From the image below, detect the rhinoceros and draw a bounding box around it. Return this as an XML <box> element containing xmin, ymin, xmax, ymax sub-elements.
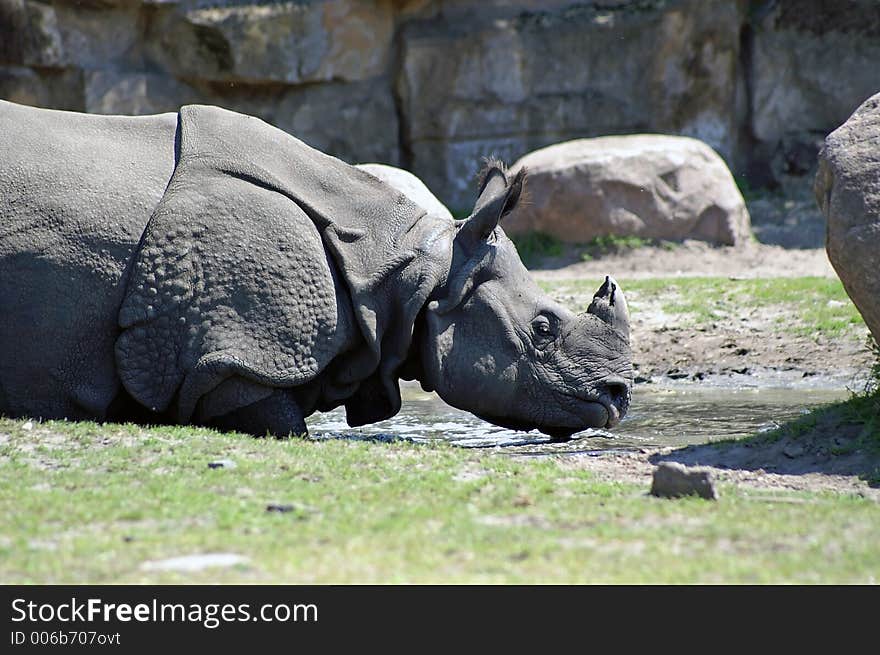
<box><xmin>0</xmin><ymin>100</ymin><xmax>632</xmax><ymax>439</ymax></box>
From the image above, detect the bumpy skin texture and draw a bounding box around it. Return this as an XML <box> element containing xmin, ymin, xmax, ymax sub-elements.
<box><xmin>0</xmin><ymin>101</ymin><xmax>632</xmax><ymax>439</ymax></box>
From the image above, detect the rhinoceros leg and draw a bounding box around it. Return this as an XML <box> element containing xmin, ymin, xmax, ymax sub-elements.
<box><xmin>197</xmin><ymin>377</ymin><xmax>307</xmax><ymax>438</ymax></box>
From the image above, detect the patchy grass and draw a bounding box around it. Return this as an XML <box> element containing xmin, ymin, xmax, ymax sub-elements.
<box><xmin>1</xmin><ymin>418</ymin><xmax>879</xmax><ymax>583</ymax></box>
<box><xmin>580</xmin><ymin>234</ymin><xmax>678</xmax><ymax>261</ymax></box>
<box><xmin>509</xmin><ymin>231</ymin><xmax>679</xmax><ymax>266</ymax></box>
<box><xmin>539</xmin><ymin>276</ymin><xmax>866</xmax><ymax>338</ymax></box>
<box><xmin>510</xmin><ymin>231</ymin><xmax>565</xmax><ymax>267</ymax></box>
<box><xmin>758</xmin><ymin>335</ymin><xmax>880</xmax><ymax>474</ymax></box>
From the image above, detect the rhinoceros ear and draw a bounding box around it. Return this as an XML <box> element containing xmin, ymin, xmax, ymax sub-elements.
<box><xmin>459</xmin><ymin>158</ymin><xmax>526</xmax><ymax>243</ymax></box>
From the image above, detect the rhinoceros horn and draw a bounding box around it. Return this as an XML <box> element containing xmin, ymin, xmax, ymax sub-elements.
<box><xmin>586</xmin><ymin>275</ymin><xmax>630</xmax><ymax>342</ymax></box>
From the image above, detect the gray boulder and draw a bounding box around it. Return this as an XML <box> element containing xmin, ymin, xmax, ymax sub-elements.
<box><xmin>506</xmin><ymin>135</ymin><xmax>752</xmax><ymax>246</ymax></box>
<box><xmin>355</xmin><ymin>164</ymin><xmax>452</xmax><ymax>220</ymax></box>
<box><xmin>815</xmin><ymin>92</ymin><xmax>880</xmax><ymax>345</ymax></box>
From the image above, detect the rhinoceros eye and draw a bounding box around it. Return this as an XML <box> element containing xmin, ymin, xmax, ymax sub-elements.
<box><xmin>531</xmin><ymin>313</ymin><xmax>559</xmax><ymax>344</ymax></box>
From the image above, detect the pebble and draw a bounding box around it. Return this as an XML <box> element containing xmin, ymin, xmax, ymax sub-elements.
<box><xmin>266</xmin><ymin>503</ymin><xmax>313</xmax><ymax>516</ymax></box>
<box><xmin>266</xmin><ymin>503</ymin><xmax>295</xmax><ymax>513</ymax></box>
<box><xmin>650</xmin><ymin>462</ymin><xmax>718</xmax><ymax>500</ymax></box>
<box><xmin>208</xmin><ymin>459</ymin><xmax>237</xmax><ymax>470</ymax></box>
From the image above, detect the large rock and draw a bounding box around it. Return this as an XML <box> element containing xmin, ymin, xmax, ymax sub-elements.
<box><xmin>506</xmin><ymin>135</ymin><xmax>752</xmax><ymax>246</ymax></box>
<box><xmin>398</xmin><ymin>0</ymin><xmax>747</xmax><ymax>210</ymax></box>
<box><xmin>815</xmin><ymin>93</ymin><xmax>880</xmax><ymax>344</ymax></box>
<box><xmin>356</xmin><ymin>164</ymin><xmax>452</xmax><ymax>220</ymax></box>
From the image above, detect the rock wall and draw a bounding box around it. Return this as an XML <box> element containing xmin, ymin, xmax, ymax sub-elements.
<box><xmin>2</xmin><ymin>0</ymin><xmax>878</xmax><ymax>211</ymax></box>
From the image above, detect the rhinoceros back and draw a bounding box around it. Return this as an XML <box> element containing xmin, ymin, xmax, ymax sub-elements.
<box><xmin>0</xmin><ymin>100</ymin><xmax>177</xmax><ymax>419</ymax></box>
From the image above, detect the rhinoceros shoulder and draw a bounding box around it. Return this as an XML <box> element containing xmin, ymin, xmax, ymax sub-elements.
<box><xmin>116</xmin><ymin>104</ymin><xmax>453</xmax><ymax>426</ymax></box>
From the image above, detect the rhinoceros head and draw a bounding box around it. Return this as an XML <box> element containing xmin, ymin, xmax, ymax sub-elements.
<box><xmin>415</xmin><ymin>161</ymin><xmax>633</xmax><ymax>439</ymax></box>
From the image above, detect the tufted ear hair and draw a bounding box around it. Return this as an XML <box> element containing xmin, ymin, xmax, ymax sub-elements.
<box><xmin>458</xmin><ymin>158</ymin><xmax>526</xmax><ymax>243</ymax></box>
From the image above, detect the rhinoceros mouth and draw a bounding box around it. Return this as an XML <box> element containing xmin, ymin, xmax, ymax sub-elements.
<box><xmin>474</xmin><ymin>395</ymin><xmax>614</xmax><ymax>442</ymax></box>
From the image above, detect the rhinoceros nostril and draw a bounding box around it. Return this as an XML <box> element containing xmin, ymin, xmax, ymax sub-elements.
<box><xmin>604</xmin><ymin>381</ymin><xmax>630</xmax><ymax>413</ymax></box>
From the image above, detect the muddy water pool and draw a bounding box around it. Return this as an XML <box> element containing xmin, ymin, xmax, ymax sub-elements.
<box><xmin>305</xmin><ymin>382</ymin><xmax>849</xmax><ymax>454</ymax></box>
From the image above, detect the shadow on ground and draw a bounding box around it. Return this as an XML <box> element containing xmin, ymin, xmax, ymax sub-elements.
<box><xmin>650</xmin><ymin>394</ymin><xmax>880</xmax><ymax>487</ymax></box>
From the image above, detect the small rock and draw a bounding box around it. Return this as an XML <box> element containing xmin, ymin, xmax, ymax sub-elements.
<box><xmin>650</xmin><ymin>462</ymin><xmax>718</xmax><ymax>500</ymax></box>
<box><xmin>21</xmin><ymin>421</ymin><xmax>34</xmax><ymax>431</ymax></box>
<box><xmin>783</xmin><ymin>443</ymin><xmax>806</xmax><ymax>459</ymax></box>
<box><xmin>208</xmin><ymin>459</ymin><xmax>236</xmax><ymax>470</ymax></box>
<box><xmin>634</xmin><ymin>375</ymin><xmax>653</xmax><ymax>384</ymax></box>
<box><xmin>512</xmin><ymin>494</ymin><xmax>533</xmax><ymax>508</ymax></box>
<box><xmin>140</xmin><ymin>553</ymin><xmax>249</xmax><ymax>573</ymax></box>
<box><xmin>266</xmin><ymin>503</ymin><xmax>295</xmax><ymax>513</ymax></box>
<box><xmin>266</xmin><ymin>503</ymin><xmax>313</xmax><ymax>516</ymax></box>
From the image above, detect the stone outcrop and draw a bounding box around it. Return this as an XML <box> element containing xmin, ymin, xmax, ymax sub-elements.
<box><xmin>815</xmin><ymin>92</ymin><xmax>880</xmax><ymax>344</ymax></box>
<box><xmin>146</xmin><ymin>1</ymin><xmax>393</xmax><ymax>85</ymax></box>
<box><xmin>0</xmin><ymin>0</ymin><xmax>400</xmax><ymax>168</ymax></box>
<box><xmin>507</xmin><ymin>135</ymin><xmax>751</xmax><ymax>246</ymax></box>
<box><xmin>1</xmin><ymin>0</ymin><xmax>879</xmax><ymax>210</ymax></box>
<box><xmin>747</xmin><ymin>0</ymin><xmax>880</xmax><ymax>184</ymax></box>
<box><xmin>398</xmin><ymin>0</ymin><xmax>747</xmax><ymax>209</ymax></box>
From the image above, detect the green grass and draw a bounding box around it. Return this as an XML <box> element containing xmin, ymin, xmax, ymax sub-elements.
<box><xmin>510</xmin><ymin>231</ymin><xmax>564</xmax><ymax>267</ymax></box>
<box><xmin>539</xmin><ymin>276</ymin><xmax>866</xmax><ymax>338</ymax></box>
<box><xmin>580</xmin><ymin>234</ymin><xmax>671</xmax><ymax>261</ymax></box>
<box><xmin>1</xmin><ymin>418</ymin><xmax>879</xmax><ymax>583</ymax></box>
<box><xmin>508</xmin><ymin>231</ymin><xmax>679</xmax><ymax>266</ymax></box>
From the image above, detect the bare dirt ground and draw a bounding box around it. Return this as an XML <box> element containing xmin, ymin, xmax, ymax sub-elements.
<box><xmin>530</xmin><ymin>178</ymin><xmax>880</xmax><ymax>497</ymax></box>
<box><xmin>533</xmin><ymin>239</ymin><xmax>836</xmax><ymax>280</ymax></box>
<box><xmin>533</xmin><ymin>241</ymin><xmax>872</xmax><ymax>387</ymax></box>
<box><xmin>557</xmin><ymin>444</ymin><xmax>880</xmax><ymax>500</ymax></box>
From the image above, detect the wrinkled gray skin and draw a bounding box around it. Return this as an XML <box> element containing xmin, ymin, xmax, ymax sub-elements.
<box><xmin>0</xmin><ymin>100</ymin><xmax>632</xmax><ymax>440</ymax></box>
